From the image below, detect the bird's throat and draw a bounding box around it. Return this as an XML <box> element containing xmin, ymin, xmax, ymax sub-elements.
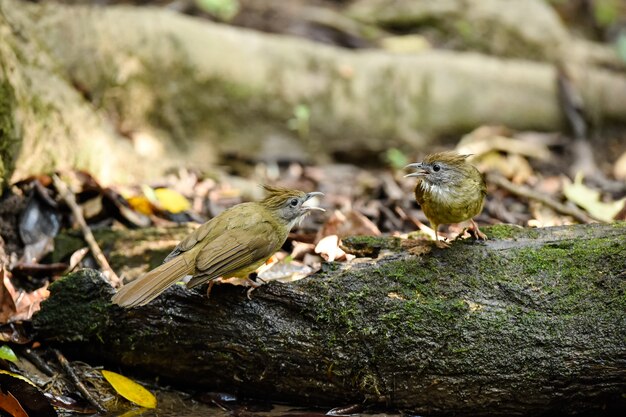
<box><xmin>420</xmin><ymin>181</ymin><xmax>455</xmax><ymax>205</ymax></box>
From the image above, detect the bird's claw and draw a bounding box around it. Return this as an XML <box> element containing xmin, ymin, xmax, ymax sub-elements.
<box><xmin>245</xmin><ymin>274</ymin><xmax>267</xmax><ymax>300</ymax></box>
<box><xmin>434</xmin><ymin>239</ymin><xmax>451</xmax><ymax>249</ymax></box>
<box><xmin>470</xmin><ymin>219</ymin><xmax>488</xmax><ymax>241</ymax></box>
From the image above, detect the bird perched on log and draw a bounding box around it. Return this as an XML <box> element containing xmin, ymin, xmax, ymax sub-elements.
<box><xmin>112</xmin><ymin>185</ymin><xmax>324</xmax><ymax>307</ymax></box>
<box><xmin>405</xmin><ymin>151</ymin><xmax>487</xmax><ymax>248</ymax></box>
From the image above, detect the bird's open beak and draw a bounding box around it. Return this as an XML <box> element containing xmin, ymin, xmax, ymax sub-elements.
<box><xmin>404</xmin><ymin>163</ymin><xmax>427</xmax><ymax>178</ymax></box>
<box><xmin>303</xmin><ymin>191</ymin><xmax>325</xmax><ymax>212</ymax></box>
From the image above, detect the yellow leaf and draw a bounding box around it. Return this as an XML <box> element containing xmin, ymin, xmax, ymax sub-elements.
<box><xmin>126</xmin><ymin>195</ymin><xmax>154</xmax><ymax>215</ymax></box>
<box><xmin>153</xmin><ymin>188</ymin><xmax>191</xmax><ymax>213</ymax></box>
<box><xmin>563</xmin><ymin>174</ymin><xmax>625</xmax><ymax>222</ymax></box>
<box><xmin>0</xmin><ymin>370</ymin><xmax>36</xmax><ymax>387</ymax></box>
<box><xmin>101</xmin><ymin>370</ymin><xmax>157</xmax><ymax>409</ymax></box>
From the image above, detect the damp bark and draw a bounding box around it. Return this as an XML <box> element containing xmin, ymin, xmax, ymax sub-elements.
<box><xmin>33</xmin><ymin>223</ymin><xmax>626</xmax><ymax>416</ymax></box>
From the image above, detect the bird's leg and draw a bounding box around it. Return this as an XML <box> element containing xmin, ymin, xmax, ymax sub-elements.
<box><xmin>245</xmin><ymin>272</ymin><xmax>267</xmax><ymax>300</ymax></box>
<box><xmin>469</xmin><ymin>219</ymin><xmax>488</xmax><ymax>240</ymax></box>
<box><xmin>206</xmin><ymin>280</ymin><xmax>216</xmax><ymax>299</ymax></box>
<box><xmin>432</xmin><ymin>223</ymin><xmax>450</xmax><ymax>248</ymax></box>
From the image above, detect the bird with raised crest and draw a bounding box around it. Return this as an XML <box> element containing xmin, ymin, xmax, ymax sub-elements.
<box><xmin>111</xmin><ymin>185</ymin><xmax>324</xmax><ymax>307</ymax></box>
<box><xmin>405</xmin><ymin>151</ymin><xmax>487</xmax><ymax>248</ymax></box>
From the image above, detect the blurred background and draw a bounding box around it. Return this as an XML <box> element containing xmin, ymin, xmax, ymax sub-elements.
<box><xmin>1</xmin><ymin>0</ymin><xmax>626</xmax><ymax>414</ymax></box>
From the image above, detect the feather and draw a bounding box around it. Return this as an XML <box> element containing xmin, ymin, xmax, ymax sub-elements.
<box><xmin>111</xmin><ymin>251</ymin><xmax>195</xmax><ymax>307</ymax></box>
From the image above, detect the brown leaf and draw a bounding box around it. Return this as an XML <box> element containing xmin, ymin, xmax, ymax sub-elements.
<box><xmin>0</xmin><ymin>266</ymin><xmax>17</xmax><ymax>324</ymax></box>
<box><xmin>318</xmin><ymin>210</ymin><xmax>380</xmax><ymax>241</ymax></box>
<box><xmin>0</xmin><ymin>390</ymin><xmax>30</xmax><ymax>417</ymax></box>
<box><xmin>290</xmin><ymin>241</ymin><xmax>316</xmax><ymax>261</ymax></box>
<box><xmin>1</xmin><ymin>270</ymin><xmax>49</xmax><ymax>323</ymax></box>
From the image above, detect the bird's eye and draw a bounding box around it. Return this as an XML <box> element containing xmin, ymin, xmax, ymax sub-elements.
<box><xmin>289</xmin><ymin>198</ymin><xmax>299</xmax><ymax>207</ymax></box>
<box><xmin>432</xmin><ymin>164</ymin><xmax>441</xmax><ymax>172</ymax></box>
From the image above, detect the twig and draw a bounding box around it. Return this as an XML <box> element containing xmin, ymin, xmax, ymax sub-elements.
<box><xmin>395</xmin><ymin>205</ymin><xmax>437</xmax><ymax>240</ymax></box>
<box><xmin>54</xmin><ymin>349</ymin><xmax>107</xmax><ymax>414</ymax></box>
<box><xmin>486</xmin><ymin>172</ymin><xmax>595</xmax><ymax>224</ymax></box>
<box><xmin>52</xmin><ymin>174</ymin><xmax>121</xmax><ymax>288</ymax></box>
<box><xmin>19</xmin><ymin>347</ymin><xmax>56</xmax><ymax>377</ymax></box>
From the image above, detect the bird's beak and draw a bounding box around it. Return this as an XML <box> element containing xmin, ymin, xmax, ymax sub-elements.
<box><xmin>303</xmin><ymin>191</ymin><xmax>325</xmax><ymax>212</ymax></box>
<box><xmin>404</xmin><ymin>162</ymin><xmax>428</xmax><ymax>178</ymax></box>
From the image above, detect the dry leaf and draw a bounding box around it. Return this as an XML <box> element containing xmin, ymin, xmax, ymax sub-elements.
<box><xmin>563</xmin><ymin>174</ymin><xmax>626</xmax><ymax>222</ymax></box>
<box><xmin>258</xmin><ymin>262</ymin><xmax>317</xmax><ymax>283</ymax></box>
<box><xmin>0</xmin><ymin>266</ymin><xmax>17</xmax><ymax>324</ymax></box>
<box><xmin>290</xmin><ymin>241</ymin><xmax>316</xmax><ymax>261</ymax></box>
<box><xmin>315</xmin><ymin>235</ymin><xmax>346</xmax><ymax>262</ymax></box>
<box><xmin>318</xmin><ymin>210</ymin><xmax>380</xmax><ymax>240</ymax></box>
<box><xmin>457</xmin><ymin>127</ymin><xmax>551</xmax><ymax>160</ymax></box>
<box><xmin>0</xmin><ymin>390</ymin><xmax>29</xmax><ymax>417</ymax></box>
<box><xmin>472</xmin><ymin>151</ymin><xmax>534</xmax><ymax>183</ymax></box>
<box><xmin>101</xmin><ymin>370</ymin><xmax>157</xmax><ymax>409</ymax></box>
<box><xmin>2</xmin><ymin>273</ymin><xmax>49</xmax><ymax>322</ymax></box>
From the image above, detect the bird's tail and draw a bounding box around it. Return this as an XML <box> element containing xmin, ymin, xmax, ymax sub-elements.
<box><xmin>111</xmin><ymin>253</ymin><xmax>194</xmax><ymax>308</ymax></box>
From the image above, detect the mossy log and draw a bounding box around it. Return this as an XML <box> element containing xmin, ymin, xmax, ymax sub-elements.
<box><xmin>33</xmin><ymin>223</ymin><xmax>626</xmax><ymax>415</ymax></box>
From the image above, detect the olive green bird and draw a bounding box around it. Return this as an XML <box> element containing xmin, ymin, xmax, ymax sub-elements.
<box><xmin>405</xmin><ymin>151</ymin><xmax>487</xmax><ymax>248</ymax></box>
<box><xmin>112</xmin><ymin>185</ymin><xmax>324</xmax><ymax>307</ymax></box>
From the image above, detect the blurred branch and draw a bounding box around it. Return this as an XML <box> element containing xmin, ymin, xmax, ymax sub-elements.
<box><xmin>52</xmin><ymin>174</ymin><xmax>121</xmax><ymax>288</ymax></box>
<box><xmin>486</xmin><ymin>172</ymin><xmax>596</xmax><ymax>224</ymax></box>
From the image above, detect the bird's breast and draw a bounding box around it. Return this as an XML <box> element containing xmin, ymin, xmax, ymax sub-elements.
<box><xmin>418</xmin><ymin>180</ymin><xmax>484</xmax><ymax>224</ymax></box>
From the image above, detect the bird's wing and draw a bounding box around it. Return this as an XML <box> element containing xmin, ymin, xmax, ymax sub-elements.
<box><xmin>187</xmin><ymin>221</ymin><xmax>280</xmax><ymax>288</ymax></box>
<box><xmin>162</xmin><ymin>206</ymin><xmax>242</xmax><ymax>263</ymax></box>
<box><xmin>163</xmin><ymin>224</ymin><xmax>208</xmax><ymax>263</ymax></box>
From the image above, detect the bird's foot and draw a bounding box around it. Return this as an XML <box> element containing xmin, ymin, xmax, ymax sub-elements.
<box><xmin>469</xmin><ymin>219</ymin><xmax>488</xmax><ymax>241</ymax></box>
<box><xmin>245</xmin><ymin>273</ymin><xmax>267</xmax><ymax>300</ymax></box>
<box><xmin>434</xmin><ymin>239</ymin><xmax>451</xmax><ymax>249</ymax></box>
<box><xmin>454</xmin><ymin>221</ymin><xmax>488</xmax><ymax>242</ymax></box>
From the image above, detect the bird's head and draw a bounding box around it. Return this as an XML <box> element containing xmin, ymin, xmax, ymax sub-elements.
<box><xmin>261</xmin><ymin>185</ymin><xmax>325</xmax><ymax>228</ymax></box>
<box><xmin>404</xmin><ymin>151</ymin><xmax>472</xmax><ymax>186</ymax></box>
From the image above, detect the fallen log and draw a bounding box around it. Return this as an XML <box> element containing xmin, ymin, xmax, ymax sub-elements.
<box><xmin>33</xmin><ymin>223</ymin><xmax>626</xmax><ymax>416</ymax></box>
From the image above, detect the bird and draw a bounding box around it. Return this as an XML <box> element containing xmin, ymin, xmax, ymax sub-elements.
<box><xmin>405</xmin><ymin>151</ymin><xmax>487</xmax><ymax>248</ymax></box>
<box><xmin>111</xmin><ymin>185</ymin><xmax>324</xmax><ymax>307</ymax></box>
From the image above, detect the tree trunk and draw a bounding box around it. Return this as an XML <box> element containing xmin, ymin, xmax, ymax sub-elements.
<box><xmin>2</xmin><ymin>0</ymin><xmax>626</xmax><ymax>189</ymax></box>
<box><xmin>33</xmin><ymin>223</ymin><xmax>626</xmax><ymax>416</ymax></box>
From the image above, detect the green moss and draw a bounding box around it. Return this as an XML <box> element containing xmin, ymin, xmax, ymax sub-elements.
<box><xmin>513</xmin><ymin>238</ymin><xmax>625</xmax><ymax>312</ymax></box>
<box><xmin>0</xmin><ymin>77</ymin><xmax>18</xmax><ymax>192</ymax></box>
<box><xmin>34</xmin><ymin>269</ymin><xmax>116</xmax><ymax>342</ymax></box>
<box><xmin>483</xmin><ymin>224</ymin><xmax>531</xmax><ymax>240</ymax></box>
<box><xmin>341</xmin><ymin>235</ymin><xmax>403</xmax><ymax>257</ymax></box>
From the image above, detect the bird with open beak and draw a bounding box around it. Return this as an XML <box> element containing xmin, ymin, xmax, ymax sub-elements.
<box><xmin>112</xmin><ymin>185</ymin><xmax>325</xmax><ymax>307</ymax></box>
<box><xmin>405</xmin><ymin>151</ymin><xmax>487</xmax><ymax>248</ymax></box>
